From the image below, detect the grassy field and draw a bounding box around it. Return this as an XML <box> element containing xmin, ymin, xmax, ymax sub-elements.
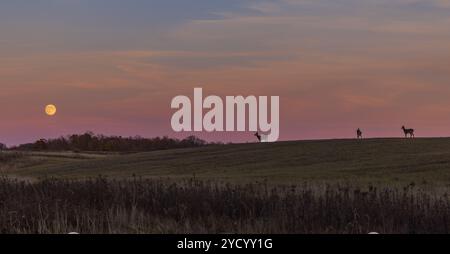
<box><xmin>1</xmin><ymin>177</ymin><xmax>448</xmax><ymax>234</ymax></box>
<box><xmin>3</xmin><ymin>138</ymin><xmax>450</xmax><ymax>188</ymax></box>
<box><xmin>2</xmin><ymin>138</ymin><xmax>450</xmax><ymax>233</ymax></box>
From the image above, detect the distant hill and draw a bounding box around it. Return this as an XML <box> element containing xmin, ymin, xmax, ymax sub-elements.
<box><xmin>4</xmin><ymin>138</ymin><xmax>450</xmax><ymax>187</ymax></box>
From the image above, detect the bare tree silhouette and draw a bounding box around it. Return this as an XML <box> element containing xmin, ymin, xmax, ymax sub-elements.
<box><xmin>402</xmin><ymin>126</ymin><xmax>415</xmax><ymax>138</ymax></box>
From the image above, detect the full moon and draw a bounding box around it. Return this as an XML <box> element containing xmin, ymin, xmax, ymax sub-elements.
<box><xmin>45</xmin><ymin>104</ymin><xmax>57</xmax><ymax>116</ymax></box>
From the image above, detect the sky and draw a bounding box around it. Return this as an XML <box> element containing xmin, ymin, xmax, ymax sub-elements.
<box><xmin>1</xmin><ymin>0</ymin><xmax>450</xmax><ymax>145</ymax></box>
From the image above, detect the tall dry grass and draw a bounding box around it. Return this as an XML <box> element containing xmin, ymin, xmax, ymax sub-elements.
<box><xmin>0</xmin><ymin>176</ymin><xmax>448</xmax><ymax>234</ymax></box>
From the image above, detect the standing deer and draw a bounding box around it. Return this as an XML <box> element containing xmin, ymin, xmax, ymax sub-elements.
<box><xmin>402</xmin><ymin>126</ymin><xmax>415</xmax><ymax>138</ymax></box>
<box><xmin>356</xmin><ymin>128</ymin><xmax>363</xmax><ymax>139</ymax></box>
<box><xmin>254</xmin><ymin>132</ymin><xmax>262</xmax><ymax>142</ymax></box>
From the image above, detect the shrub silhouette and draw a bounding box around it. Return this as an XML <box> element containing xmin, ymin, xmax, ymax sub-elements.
<box><xmin>11</xmin><ymin>132</ymin><xmax>208</xmax><ymax>152</ymax></box>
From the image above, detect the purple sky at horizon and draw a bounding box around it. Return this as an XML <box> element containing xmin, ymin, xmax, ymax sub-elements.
<box><xmin>2</xmin><ymin>0</ymin><xmax>450</xmax><ymax>146</ymax></box>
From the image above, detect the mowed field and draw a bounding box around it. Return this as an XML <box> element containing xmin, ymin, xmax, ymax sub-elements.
<box><xmin>3</xmin><ymin>138</ymin><xmax>450</xmax><ymax>188</ymax></box>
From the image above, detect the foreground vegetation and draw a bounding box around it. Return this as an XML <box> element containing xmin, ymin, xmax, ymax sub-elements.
<box><xmin>0</xmin><ymin>176</ymin><xmax>448</xmax><ymax>234</ymax></box>
<box><xmin>2</xmin><ymin>138</ymin><xmax>450</xmax><ymax>234</ymax></box>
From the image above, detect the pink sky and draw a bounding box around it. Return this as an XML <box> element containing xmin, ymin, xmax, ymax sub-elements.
<box><xmin>1</xmin><ymin>0</ymin><xmax>450</xmax><ymax>145</ymax></box>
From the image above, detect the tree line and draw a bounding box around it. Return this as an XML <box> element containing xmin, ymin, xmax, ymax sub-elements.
<box><xmin>3</xmin><ymin>132</ymin><xmax>212</xmax><ymax>152</ymax></box>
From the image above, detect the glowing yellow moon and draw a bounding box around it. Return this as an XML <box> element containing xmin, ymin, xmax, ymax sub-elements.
<box><xmin>45</xmin><ymin>104</ymin><xmax>57</xmax><ymax>116</ymax></box>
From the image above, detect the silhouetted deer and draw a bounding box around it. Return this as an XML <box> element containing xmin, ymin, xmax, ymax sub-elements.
<box><xmin>356</xmin><ymin>128</ymin><xmax>363</xmax><ymax>139</ymax></box>
<box><xmin>402</xmin><ymin>126</ymin><xmax>415</xmax><ymax>138</ymax></box>
<box><xmin>254</xmin><ymin>132</ymin><xmax>261</xmax><ymax>142</ymax></box>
